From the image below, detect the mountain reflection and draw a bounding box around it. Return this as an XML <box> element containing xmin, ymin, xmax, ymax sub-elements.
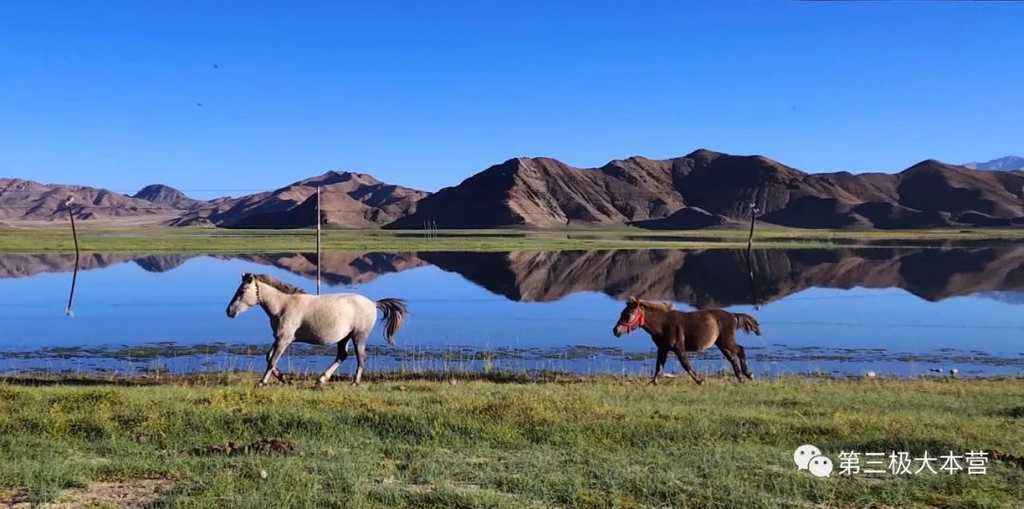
<box><xmin>421</xmin><ymin>247</ymin><xmax>1024</xmax><ymax>306</ymax></box>
<box><xmin>3</xmin><ymin>245</ymin><xmax>1023</xmax><ymax>306</ymax></box>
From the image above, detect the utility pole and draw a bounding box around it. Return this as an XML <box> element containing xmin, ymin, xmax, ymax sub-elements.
<box><xmin>746</xmin><ymin>201</ymin><xmax>759</xmax><ymax>252</ymax></box>
<box><xmin>316</xmin><ymin>186</ymin><xmax>321</xmax><ymax>295</ymax></box>
<box><xmin>746</xmin><ymin>192</ymin><xmax>761</xmax><ymax>310</ymax></box>
<box><xmin>64</xmin><ymin>197</ymin><xmax>80</xmax><ymax>316</ymax></box>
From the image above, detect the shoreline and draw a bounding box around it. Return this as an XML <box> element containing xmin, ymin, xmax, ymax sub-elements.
<box><xmin>1</xmin><ymin>369</ymin><xmax>1022</xmax><ymax>387</ymax></box>
<box><xmin>2</xmin><ymin>339</ymin><xmax>1022</xmax><ymax>378</ymax></box>
<box><xmin>3</xmin><ymin>225</ymin><xmax>1024</xmax><ymax>253</ymax></box>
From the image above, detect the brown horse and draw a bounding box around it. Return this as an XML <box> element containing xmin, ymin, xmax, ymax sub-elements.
<box><xmin>612</xmin><ymin>297</ymin><xmax>761</xmax><ymax>385</ymax></box>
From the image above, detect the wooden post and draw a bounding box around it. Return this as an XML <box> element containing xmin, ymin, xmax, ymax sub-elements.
<box><xmin>746</xmin><ymin>201</ymin><xmax>758</xmax><ymax>252</ymax></box>
<box><xmin>64</xmin><ymin>197</ymin><xmax>80</xmax><ymax>316</ymax></box>
<box><xmin>316</xmin><ymin>186</ymin><xmax>321</xmax><ymax>295</ymax></box>
<box><xmin>746</xmin><ymin>194</ymin><xmax>761</xmax><ymax>309</ymax></box>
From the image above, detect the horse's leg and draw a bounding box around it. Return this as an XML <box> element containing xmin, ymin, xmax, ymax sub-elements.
<box><xmin>260</xmin><ymin>346</ymin><xmax>279</xmax><ymax>386</ymax></box>
<box><xmin>259</xmin><ymin>335</ymin><xmax>294</xmax><ymax>387</ymax></box>
<box><xmin>272</xmin><ymin>368</ymin><xmax>289</xmax><ymax>384</ymax></box>
<box><xmin>717</xmin><ymin>343</ymin><xmax>745</xmax><ymax>383</ymax></box>
<box><xmin>317</xmin><ymin>336</ymin><xmax>351</xmax><ymax>387</ymax></box>
<box><xmin>716</xmin><ymin>328</ymin><xmax>746</xmax><ymax>382</ymax></box>
<box><xmin>673</xmin><ymin>346</ymin><xmax>704</xmax><ymax>385</ymax></box>
<box><xmin>271</xmin><ymin>358</ymin><xmax>291</xmax><ymax>384</ymax></box>
<box><xmin>649</xmin><ymin>347</ymin><xmax>668</xmax><ymax>385</ymax></box>
<box><xmin>352</xmin><ymin>332</ymin><xmax>370</xmax><ymax>386</ymax></box>
<box><xmin>736</xmin><ymin>344</ymin><xmax>753</xmax><ymax>380</ymax></box>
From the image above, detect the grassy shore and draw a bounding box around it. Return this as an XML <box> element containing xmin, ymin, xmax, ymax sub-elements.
<box><xmin>1</xmin><ymin>225</ymin><xmax>1024</xmax><ymax>253</ymax></box>
<box><xmin>0</xmin><ymin>374</ymin><xmax>1021</xmax><ymax>508</ymax></box>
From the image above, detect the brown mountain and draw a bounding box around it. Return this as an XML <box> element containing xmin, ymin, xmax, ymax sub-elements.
<box><xmin>0</xmin><ymin>178</ymin><xmax>181</xmax><ymax>223</ymax></box>
<box><xmin>388</xmin><ymin>156</ymin><xmax>688</xmax><ymax>228</ymax></box>
<box><xmin>388</xmin><ymin>150</ymin><xmax>1024</xmax><ymax>229</ymax></box>
<box><xmin>172</xmin><ymin>171</ymin><xmax>427</xmax><ymax>228</ymax></box>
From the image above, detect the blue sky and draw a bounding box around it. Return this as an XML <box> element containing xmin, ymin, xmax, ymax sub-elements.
<box><xmin>1</xmin><ymin>1</ymin><xmax>1021</xmax><ymax>197</ymax></box>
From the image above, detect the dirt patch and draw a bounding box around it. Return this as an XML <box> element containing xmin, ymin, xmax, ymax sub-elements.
<box><xmin>1</xmin><ymin>479</ymin><xmax>174</xmax><ymax>508</ymax></box>
<box><xmin>192</xmin><ymin>437</ymin><xmax>296</xmax><ymax>456</ymax></box>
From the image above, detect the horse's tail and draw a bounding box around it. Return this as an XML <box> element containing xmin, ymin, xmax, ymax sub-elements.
<box><xmin>733</xmin><ymin>313</ymin><xmax>761</xmax><ymax>336</ymax></box>
<box><xmin>376</xmin><ymin>298</ymin><xmax>407</xmax><ymax>345</ymax></box>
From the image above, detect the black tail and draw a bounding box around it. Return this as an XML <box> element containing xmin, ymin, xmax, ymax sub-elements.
<box><xmin>733</xmin><ymin>313</ymin><xmax>761</xmax><ymax>336</ymax></box>
<box><xmin>376</xmin><ymin>298</ymin><xmax>407</xmax><ymax>345</ymax></box>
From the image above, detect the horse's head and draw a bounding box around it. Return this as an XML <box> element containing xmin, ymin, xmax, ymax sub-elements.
<box><xmin>226</xmin><ymin>273</ymin><xmax>259</xmax><ymax>318</ymax></box>
<box><xmin>613</xmin><ymin>297</ymin><xmax>670</xmax><ymax>337</ymax></box>
<box><xmin>613</xmin><ymin>297</ymin><xmax>644</xmax><ymax>337</ymax></box>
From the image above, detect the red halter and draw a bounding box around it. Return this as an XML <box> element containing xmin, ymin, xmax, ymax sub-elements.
<box><xmin>618</xmin><ymin>307</ymin><xmax>646</xmax><ymax>332</ymax></box>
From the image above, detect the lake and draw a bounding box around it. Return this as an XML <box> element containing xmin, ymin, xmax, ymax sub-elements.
<box><xmin>2</xmin><ymin>244</ymin><xmax>1023</xmax><ymax>378</ymax></box>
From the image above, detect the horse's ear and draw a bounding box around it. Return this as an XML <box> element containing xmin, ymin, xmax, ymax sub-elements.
<box><xmin>628</xmin><ymin>296</ymin><xmax>638</xmax><ymax>304</ymax></box>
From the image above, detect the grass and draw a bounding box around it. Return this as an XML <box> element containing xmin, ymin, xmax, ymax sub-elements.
<box><xmin>1</xmin><ymin>225</ymin><xmax>1024</xmax><ymax>253</ymax></box>
<box><xmin>0</xmin><ymin>373</ymin><xmax>1021</xmax><ymax>508</ymax></box>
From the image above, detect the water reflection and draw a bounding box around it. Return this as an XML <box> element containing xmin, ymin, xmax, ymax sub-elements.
<box><xmin>3</xmin><ymin>245</ymin><xmax>1023</xmax><ymax>378</ymax></box>
<box><xmin>424</xmin><ymin>247</ymin><xmax>1024</xmax><ymax>305</ymax></box>
<box><xmin>3</xmin><ymin>246</ymin><xmax>1024</xmax><ymax>306</ymax></box>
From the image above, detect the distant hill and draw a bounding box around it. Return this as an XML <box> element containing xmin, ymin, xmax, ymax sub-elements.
<box><xmin>965</xmin><ymin>156</ymin><xmax>1024</xmax><ymax>171</ymax></box>
<box><xmin>0</xmin><ymin>178</ymin><xmax>179</xmax><ymax>223</ymax></box>
<box><xmin>171</xmin><ymin>171</ymin><xmax>427</xmax><ymax>228</ymax></box>
<box><xmin>133</xmin><ymin>184</ymin><xmax>202</xmax><ymax>209</ymax></box>
<box><xmin>388</xmin><ymin>149</ymin><xmax>1024</xmax><ymax>230</ymax></box>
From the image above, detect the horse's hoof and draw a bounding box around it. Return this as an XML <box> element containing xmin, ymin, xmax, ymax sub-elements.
<box><xmin>647</xmin><ymin>380</ymin><xmax>658</xmax><ymax>386</ymax></box>
<box><xmin>694</xmin><ymin>378</ymin><xmax>705</xmax><ymax>385</ymax></box>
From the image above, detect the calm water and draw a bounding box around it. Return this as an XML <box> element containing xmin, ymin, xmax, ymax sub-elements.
<box><xmin>1</xmin><ymin>246</ymin><xmax>1023</xmax><ymax>378</ymax></box>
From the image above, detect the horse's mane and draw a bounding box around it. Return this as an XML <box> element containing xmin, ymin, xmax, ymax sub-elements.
<box><xmin>638</xmin><ymin>299</ymin><xmax>672</xmax><ymax>311</ymax></box>
<box><xmin>253</xmin><ymin>274</ymin><xmax>307</xmax><ymax>295</ymax></box>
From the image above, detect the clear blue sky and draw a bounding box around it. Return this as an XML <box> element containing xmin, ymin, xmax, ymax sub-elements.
<box><xmin>1</xmin><ymin>1</ymin><xmax>1021</xmax><ymax>197</ymax></box>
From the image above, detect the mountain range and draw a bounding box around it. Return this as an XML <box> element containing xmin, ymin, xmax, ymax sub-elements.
<box><xmin>965</xmin><ymin>156</ymin><xmax>1024</xmax><ymax>171</ymax></box>
<box><xmin>3</xmin><ymin>150</ymin><xmax>1022</xmax><ymax>230</ymax></box>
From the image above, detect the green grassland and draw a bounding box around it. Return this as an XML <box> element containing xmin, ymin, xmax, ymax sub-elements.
<box><xmin>0</xmin><ymin>374</ymin><xmax>1021</xmax><ymax>508</ymax></box>
<box><xmin>2</xmin><ymin>225</ymin><xmax>1024</xmax><ymax>253</ymax></box>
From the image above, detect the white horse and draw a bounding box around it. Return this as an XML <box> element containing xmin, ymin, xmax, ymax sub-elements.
<box><xmin>226</xmin><ymin>273</ymin><xmax>407</xmax><ymax>387</ymax></box>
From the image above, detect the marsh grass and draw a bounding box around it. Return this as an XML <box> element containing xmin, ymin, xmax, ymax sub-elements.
<box><xmin>0</xmin><ymin>374</ymin><xmax>1021</xmax><ymax>507</ymax></box>
<box><xmin>2</xmin><ymin>226</ymin><xmax>1024</xmax><ymax>253</ymax></box>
